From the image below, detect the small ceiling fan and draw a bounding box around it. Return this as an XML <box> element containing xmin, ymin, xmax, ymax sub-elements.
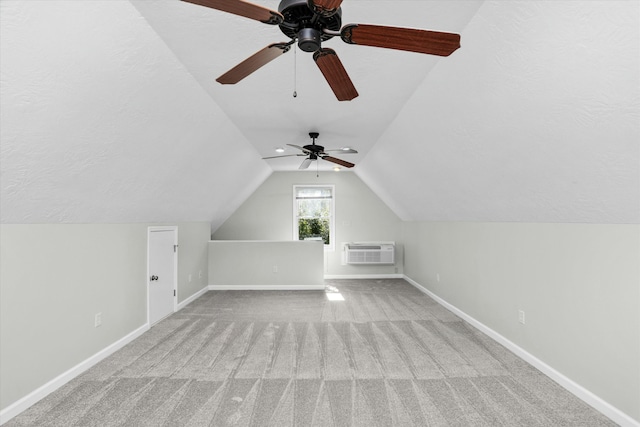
<box><xmin>263</xmin><ymin>132</ymin><xmax>357</xmax><ymax>169</ymax></box>
<box><xmin>182</xmin><ymin>0</ymin><xmax>461</xmax><ymax>101</ymax></box>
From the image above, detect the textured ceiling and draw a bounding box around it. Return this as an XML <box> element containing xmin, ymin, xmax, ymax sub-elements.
<box><xmin>0</xmin><ymin>0</ymin><xmax>271</xmax><ymax>227</ymax></box>
<box><xmin>358</xmin><ymin>0</ymin><xmax>640</xmax><ymax>223</ymax></box>
<box><xmin>1</xmin><ymin>0</ymin><xmax>638</xmax><ymax>226</ymax></box>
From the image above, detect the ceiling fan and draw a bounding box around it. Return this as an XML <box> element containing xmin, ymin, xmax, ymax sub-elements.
<box><xmin>263</xmin><ymin>132</ymin><xmax>357</xmax><ymax>169</ymax></box>
<box><xmin>182</xmin><ymin>0</ymin><xmax>461</xmax><ymax>101</ymax></box>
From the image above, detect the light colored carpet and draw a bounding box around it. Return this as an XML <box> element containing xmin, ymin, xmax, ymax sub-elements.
<box><xmin>6</xmin><ymin>279</ymin><xmax>616</xmax><ymax>426</ymax></box>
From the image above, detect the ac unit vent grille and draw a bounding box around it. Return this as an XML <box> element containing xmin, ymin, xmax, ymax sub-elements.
<box><xmin>346</xmin><ymin>243</ymin><xmax>395</xmax><ymax>265</ymax></box>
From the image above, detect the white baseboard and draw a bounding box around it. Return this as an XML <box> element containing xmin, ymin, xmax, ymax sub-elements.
<box><xmin>6</xmin><ymin>279</ymin><xmax>635</xmax><ymax>427</ymax></box>
<box><xmin>1</xmin><ymin>285</ymin><xmax>213</xmax><ymax>425</ymax></box>
<box><xmin>177</xmin><ymin>286</ymin><xmax>208</xmax><ymax>311</ymax></box>
<box><xmin>0</xmin><ymin>323</ymin><xmax>149</xmax><ymax>426</ymax></box>
<box><xmin>403</xmin><ymin>275</ymin><xmax>639</xmax><ymax>427</ymax></box>
<box><xmin>324</xmin><ymin>274</ymin><xmax>404</xmax><ymax>279</ymax></box>
<box><xmin>209</xmin><ymin>285</ymin><xmax>325</xmax><ymax>291</ymax></box>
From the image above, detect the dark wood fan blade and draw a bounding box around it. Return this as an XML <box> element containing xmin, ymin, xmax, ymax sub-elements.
<box><xmin>341</xmin><ymin>24</ymin><xmax>460</xmax><ymax>56</ymax></box>
<box><xmin>217</xmin><ymin>43</ymin><xmax>291</xmax><ymax>84</ymax></box>
<box><xmin>324</xmin><ymin>148</ymin><xmax>358</xmax><ymax>154</ymax></box>
<box><xmin>313</xmin><ymin>48</ymin><xmax>358</xmax><ymax>101</ymax></box>
<box><xmin>299</xmin><ymin>158</ymin><xmax>313</xmax><ymax>169</ymax></box>
<box><xmin>321</xmin><ymin>155</ymin><xmax>355</xmax><ymax>168</ymax></box>
<box><xmin>181</xmin><ymin>0</ymin><xmax>283</xmax><ymax>25</ymax></box>
<box><xmin>308</xmin><ymin>0</ymin><xmax>343</xmax><ymax>16</ymax></box>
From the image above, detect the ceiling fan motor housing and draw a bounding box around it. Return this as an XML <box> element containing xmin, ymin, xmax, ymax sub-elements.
<box><xmin>297</xmin><ymin>28</ymin><xmax>321</xmax><ymax>52</ymax></box>
<box><xmin>304</xmin><ymin>132</ymin><xmax>324</xmax><ymax>153</ymax></box>
<box><xmin>278</xmin><ymin>0</ymin><xmax>342</xmax><ymax>51</ymax></box>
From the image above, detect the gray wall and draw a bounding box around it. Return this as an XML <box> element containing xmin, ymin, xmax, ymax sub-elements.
<box><xmin>176</xmin><ymin>223</ymin><xmax>212</xmax><ymax>300</ymax></box>
<box><xmin>212</xmin><ymin>171</ymin><xmax>403</xmax><ymax>276</ymax></box>
<box><xmin>209</xmin><ymin>241</ymin><xmax>324</xmax><ymax>288</ymax></box>
<box><xmin>402</xmin><ymin>221</ymin><xmax>640</xmax><ymax>422</ymax></box>
<box><xmin>0</xmin><ymin>222</ymin><xmax>210</xmax><ymax>411</ymax></box>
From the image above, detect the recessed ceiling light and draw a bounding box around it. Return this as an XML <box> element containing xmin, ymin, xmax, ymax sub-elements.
<box><xmin>333</xmin><ymin>166</ymin><xmax>341</xmax><ymax>172</ymax></box>
<box><xmin>275</xmin><ymin>147</ymin><xmax>285</xmax><ymax>153</ymax></box>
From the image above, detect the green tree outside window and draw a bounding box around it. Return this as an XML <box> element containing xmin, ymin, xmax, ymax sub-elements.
<box><xmin>294</xmin><ymin>186</ymin><xmax>333</xmax><ymax>247</ymax></box>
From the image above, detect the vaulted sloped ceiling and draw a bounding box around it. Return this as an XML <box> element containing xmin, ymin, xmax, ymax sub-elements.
<box><xmin>128</xmin><ymin>0</ymin><xmax>483</xmax><ymax>171</ymax></box>
<box><xmin>1</xmin><ymin>1</ymin><xmax>638</xmax><ymax>227</ymax></box>
<box><xmin>357</xmin><ymin>1</ymin><xmax>639</xmax><ymax>223</ymax></box>
<box><xmin>0</xmin><ymin>0</ymin><xmax>271</xmax><ymax>229</ymax></box>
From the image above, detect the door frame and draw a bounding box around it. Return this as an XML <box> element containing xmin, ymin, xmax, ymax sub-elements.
<box><xmin>147</xmin><ymin>226</ymin><xmax>178</xmax><ymax>326</ymax></box>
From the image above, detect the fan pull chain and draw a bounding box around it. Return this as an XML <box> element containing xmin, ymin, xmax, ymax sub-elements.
<box><xmin>293</xmin><ymin>42</ymin><xmax>298</xmax><ymax>98</ymax></box>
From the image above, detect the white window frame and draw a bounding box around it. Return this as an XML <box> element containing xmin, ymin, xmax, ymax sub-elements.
<box><xmin>293</xmin><ymin>184</ymin><xmax>335</xmax><ymax>251</ymax></box>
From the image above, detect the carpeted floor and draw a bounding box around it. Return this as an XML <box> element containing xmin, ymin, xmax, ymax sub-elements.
<box><xmin>6</xmin><ymin>279</ymin><xmax>616</xmax><ymax>426</ymax></box>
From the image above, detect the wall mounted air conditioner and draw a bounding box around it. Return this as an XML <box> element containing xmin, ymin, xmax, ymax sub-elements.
<box><xmin>345</xmin><ymin>243</ymin><xmax>395</xmax><ymax>265</ymax></box>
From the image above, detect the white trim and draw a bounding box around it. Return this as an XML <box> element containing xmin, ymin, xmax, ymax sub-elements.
<box><xmin>208</xmin><ymin>240</ymin><xmax>322</xmax><ymax>243</ymax></box>
<box><xmin>209</xmin><ymin>285</ymin><xmax>325</xmax><ymax>291</ymax></box>
<box><xmin>6</xmin><ymin>277</ymin><xmax>633</xmax><ymax>426</ymax></box>
<box><xmin>324</xmin><ymin>274</ymin><xmax>403</xmax><ymax>280</ymax></box>
<box><xmin>0</xmin><ymin>282</ymin><xmax>211</xmax><ymax>426</ymax></box>
<box><xmin>177</xmin><ymin>286</ymin><xmax>208</xmax><ymax>311</ymax></box>
<box><xmin>0</xmin><ymin>324</ymin><xmax>149</xmax><ymax>425</ymax></box>
<box><xmin>341</xmin><ymin>241</ymin><xmax>397</xmax><ymax>246</ymax></box>
<box><xmin>145</xmin><ymin>226</ymin><xmax>178</xmax><ymax>232</ymax></box>
<box><xmin>403</xmin><ymin>275</ymin><xmax>640</xmax><ymax>427</ymax></box>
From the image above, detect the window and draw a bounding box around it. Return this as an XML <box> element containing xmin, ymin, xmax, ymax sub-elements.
<box><xmin>293</xmin><ymin>185</ymin><xmax>335</xmax><ymax>250</ymax></box>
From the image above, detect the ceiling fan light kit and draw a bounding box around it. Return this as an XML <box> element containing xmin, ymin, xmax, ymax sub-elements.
<box><xmin>182</xmin><ymin>0</ymin><xmax>461</xmax><ymax>101</ymax></box>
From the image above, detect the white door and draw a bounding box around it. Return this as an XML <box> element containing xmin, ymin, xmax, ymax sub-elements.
<box><xmin>148</xmin><ymin>228</ymin><xmax>176</xmax><ymax>325</ymax></box>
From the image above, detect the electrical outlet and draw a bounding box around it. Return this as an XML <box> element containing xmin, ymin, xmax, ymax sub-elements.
<box><xmin>95</xmin><ymin>313</ymin><xmax>102</xmax><ymax>328</ymax></box>
<box><xmin>518</xmin><ymin>310</ymin><xmax>526</xmax><ymax>324</ymax></box>
<box><xmin>272</xmin><ymin>265</ymin><xmax>278</xmax><ymax>273</ymax></box>
<box><xmin>188</xmin><ymin>274</ymin><xmax>192</xmax><ymax>283</ymax></box>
